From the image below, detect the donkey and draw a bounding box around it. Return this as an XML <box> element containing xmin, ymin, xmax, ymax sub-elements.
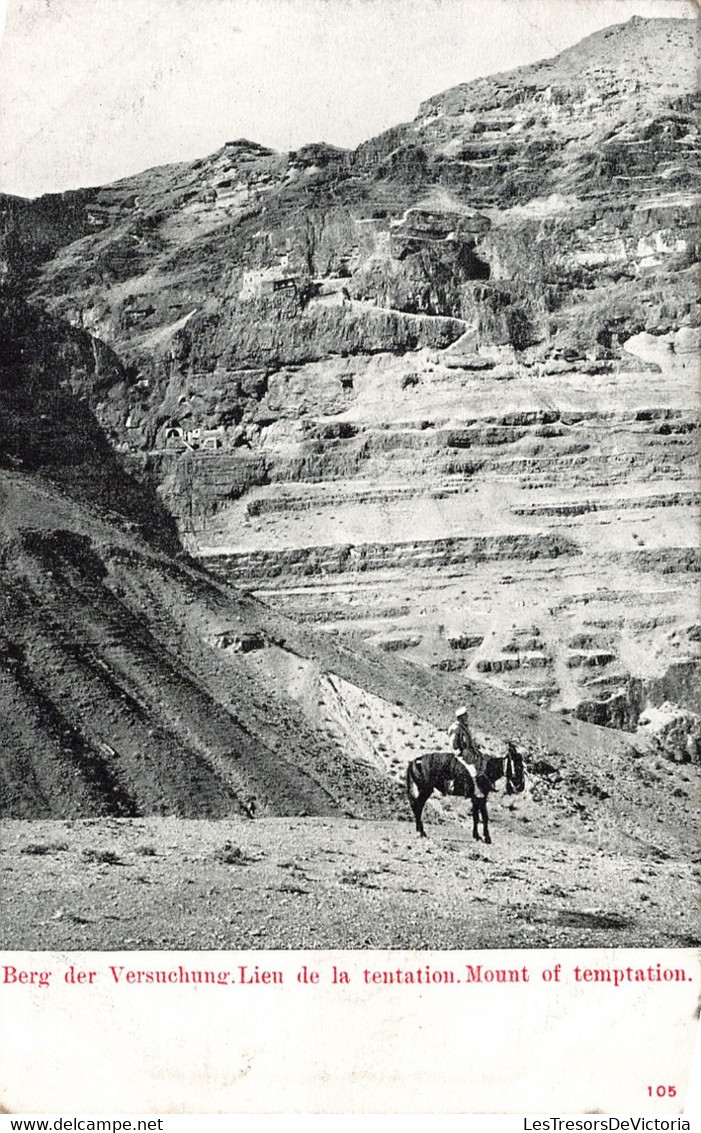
<box><xmin>406</xmin><ymin>742</ymin><xmax>524</xmax><ymax>843</ymax></box>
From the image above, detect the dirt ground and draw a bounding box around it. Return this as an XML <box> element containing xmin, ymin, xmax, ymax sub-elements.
<box><xmin>3</xmin><ymin>804</ymin><xmax>698</xmax><ymax>951</ymax></box>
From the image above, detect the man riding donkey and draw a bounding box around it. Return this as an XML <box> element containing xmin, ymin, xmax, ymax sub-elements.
<box><xmin>407</xmin><ymin>705</ymin><xmax>525</xmax><ymax>838</ymax></box>
<box><xmin>406</xmin><ymin>705</ymin><xmax>524</xmax><ymax>839</ymax></box>
<box><xmin>446</xmin><ymin>705</ymin><xmax>489</xmax><ymax>792</ymax></box>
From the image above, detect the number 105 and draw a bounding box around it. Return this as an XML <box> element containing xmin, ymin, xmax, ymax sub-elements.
<box><xmin>647</xmin><ymin>1086</ymin><xmax>677</xmax><ymax>1097</ymax></box>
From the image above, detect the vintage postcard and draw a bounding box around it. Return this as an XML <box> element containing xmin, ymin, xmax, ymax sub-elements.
<box><xmin>0</xmin><ymin>0</ymin><xmax>698</xmax><ymax>1115</ymax></box>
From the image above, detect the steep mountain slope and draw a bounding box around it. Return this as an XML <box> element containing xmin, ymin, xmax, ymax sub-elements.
<box><xmin>0</xmin><ymin>295</ymin><xmax>179</xmax><ymax>553</ymax></box>
<box><xmin>0</xmin><ymin>15</ymin><xmax>698</xmax><ymax>741</ymax></box>
<box><xmin>2</xmin><ymin>398</ymin><xmax>700</xmax><ymax>951</ymax></box>
<box><xmin>0</xmin><ymin>301</ymin><xmax>396</xmax><ymax>818</ymax></box>
<box><xmin>1</xmin><ymin>18</ymin><xmax>699</xmax><ymax>953</ymax></box>
<box><xmin>0</xmin><ymin>296</ymin><xmax>697</xmax><ymax>898</ymax></box>
<box><xmin>12</xmin><ymin>16</ymin><xmax>698</xmax><ymax>374</ymax></box>
<box><xmin>0</xmin><ymin>475</ymin><xmax>399</xmax><ymax>820</ymax></box>
<box><xmin>3</xmin><ymin>411</ymin><xmax>699</xmax><ymax>949</ymax></box>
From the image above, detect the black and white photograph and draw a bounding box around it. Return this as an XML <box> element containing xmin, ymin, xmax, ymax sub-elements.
<box><xmin>0</xmin><ymin>0</ymin><xmax>698</xmax><ymax>1114</ymax></box>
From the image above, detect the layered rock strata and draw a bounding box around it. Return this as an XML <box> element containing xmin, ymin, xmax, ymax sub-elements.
<box><xmin>1</xmin><ymin>16</ymin><xmax>698</xmax><ymax>745</ymax></box>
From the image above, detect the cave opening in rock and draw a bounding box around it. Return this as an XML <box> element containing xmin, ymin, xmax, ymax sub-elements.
<box><xmin>458</xmin><ymin>244</ymin><xmax>491</xmax><ymax>280</ymax></box>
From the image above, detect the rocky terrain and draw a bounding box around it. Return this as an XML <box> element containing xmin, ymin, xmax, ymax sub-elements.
<box><xmin>3</xmin><ymin>812</ymin><xmax>699</xmax><ymax>950</ymax></box>
<box><xmin>1</xmin><ymin>289</ymin><xmax>699</xmax><ymax>949</ymax></box>
<box><xmin>1</xmin><ymin>15</ymin><xmax>697</xmax><ymax>738</ymax></box>
<box><xmin>0</xmin><ymin>16</ymin><xmax>698</xmax><ymax>949</ymax></box>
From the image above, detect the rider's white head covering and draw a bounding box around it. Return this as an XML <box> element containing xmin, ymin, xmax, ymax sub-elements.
<box><xmin>456</xmin><ymin>706</ymin><xmax>468</xmax><ymax>718</ymax></box>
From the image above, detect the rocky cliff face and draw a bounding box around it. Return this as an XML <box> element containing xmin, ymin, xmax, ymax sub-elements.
<box><xmin>5</xmin><ymin>336</ymin><xmax>663</xmax><ymax>823</ymax></box>
<box><xmin>0</xmin><ymin>294</ymin><xmax>180</xmax><ymax>555</ymax></box>
<box><xmin>2</xmin><ymin>15</ymin><xmax>698</xmax><ymax>749</ymax></box>
<box><xmin>0</xmin><ymin>302</ymin><xmax>410</xmax><ymax>818</ymax></box>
